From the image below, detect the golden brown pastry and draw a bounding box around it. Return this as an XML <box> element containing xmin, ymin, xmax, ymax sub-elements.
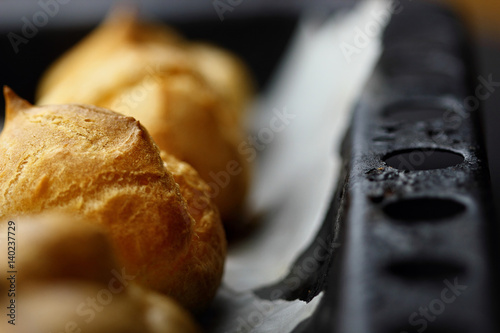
<box><xmin>189</xmin><ymin>42</ymin><xmax>254</xmax><ymax>125</ymax></box>
<box><xmin>136</xmin><ymin>285</ymin><xmax>202</xmax><ymax>333</ymax></box>
<box><xmin>0</xmin><ymin>283</ymin><xmax>201</xmax><ymax>333</ymax></box>
<box><xmin>0</xmin><ymin>214</ymin><xmax>118</xmax><ymax>285</ymax></box>
<box><xmin>0</xmin><ymin>282</ymin><xmax>149</xmax><ymax>333</ymax></box>
<box><xmin>0</xmin><ymin>213</ymin><xmax>201</xmax><ymax>333</ymax></box>
<box><xmin>36</xmin><ymin>12</ymin><xmax>254</xmax><ymax>225</ymax></box>
<box><xmin>0</xmin><ymin>87</ymin><xmax>226</xmax><ymax>311</ymax></box>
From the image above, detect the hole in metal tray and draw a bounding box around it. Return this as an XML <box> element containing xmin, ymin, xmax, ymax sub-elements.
<box><xmin>382</xmin><ymin>98</ymin><xmax>465</xmax><ymax>123</ymax></box>
<box><xmin>385</xmin><ymin>259</ymin><xmax>466</xmax><ymax>282</ymax></box>
<box><xmin>385</xmin><ymin>323</ymin><xmax>468</xmax><ymax>333</ymax></box>
<box><xmin>384</xmin><ymin>107</ymin><xmax>446</xmax><ymax>122</ymax></box>
<box><xmin>383</xmin><ymin>148</ymin><xmax>464</xmax><ymax>171</ymax></box>
<box><xmin>382</xmin><ymin>198</ymin><xmax>466</xmax><ymax>222</ymax></box>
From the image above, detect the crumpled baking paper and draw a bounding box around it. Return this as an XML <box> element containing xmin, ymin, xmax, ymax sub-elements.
<box><xmin>212</xmin><ymin>0</ymin><xmax>388</xmax><ymax>332</ymax></box>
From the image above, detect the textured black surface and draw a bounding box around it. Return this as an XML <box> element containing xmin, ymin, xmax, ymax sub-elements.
<box><xmin>295</xmin><ymin>2</ymin><xmax>499</xmax><ymax>333</ymax></box>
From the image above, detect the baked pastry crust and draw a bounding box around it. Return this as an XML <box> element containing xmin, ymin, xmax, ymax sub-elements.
<box><xmin>36</xmin><ymin>13</ymin><xmax>253</xmax><ymax>224</ymax></box>
<box><xmin>0</xmin><ymin>87</ymin><xmax>226</xmax><ymax>311</ymax></box>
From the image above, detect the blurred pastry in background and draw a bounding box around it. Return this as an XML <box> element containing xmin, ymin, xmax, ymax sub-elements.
<box><xmin>0</xmin><ymin>213</ymin><xmax>201</xmax><ymax>333</ymax></box>
<box><xmin>36</xmin><ymin>10</ymin><xmax>255</xmax><ymax>227</ymax></box>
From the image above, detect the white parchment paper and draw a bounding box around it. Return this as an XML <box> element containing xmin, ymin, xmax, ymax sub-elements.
<box><xmin>225</xmin><ymin>0</ymin><xmax>385</xmax><ymax>290</ymax></box>
<box><xmin>212</xmin><ymin>1</ymin><xmax>390</xmax><ymax>332</ymax></box>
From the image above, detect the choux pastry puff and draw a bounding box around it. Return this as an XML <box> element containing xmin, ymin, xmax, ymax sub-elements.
<box><xmin>0</xmin><ymin>87</ymin><xmax>226</xmax><ymax>312</ymax></box>
<box><xmin>36</xmin><ymin>11</ymin><xmax>254</xmax><ymax>226</ymax></box>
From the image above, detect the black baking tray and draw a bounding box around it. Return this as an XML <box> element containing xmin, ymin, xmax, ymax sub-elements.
<box><xmin>1</xmin><ymin>1</ymin><xmax>499</xmax><ymax>332</ymax></box>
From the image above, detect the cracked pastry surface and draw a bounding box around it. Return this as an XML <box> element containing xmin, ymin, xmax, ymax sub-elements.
<box><xmin>0</xmin><ymin>88</ymin><xmax>226</xmax><ymax>311</ymax></box>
